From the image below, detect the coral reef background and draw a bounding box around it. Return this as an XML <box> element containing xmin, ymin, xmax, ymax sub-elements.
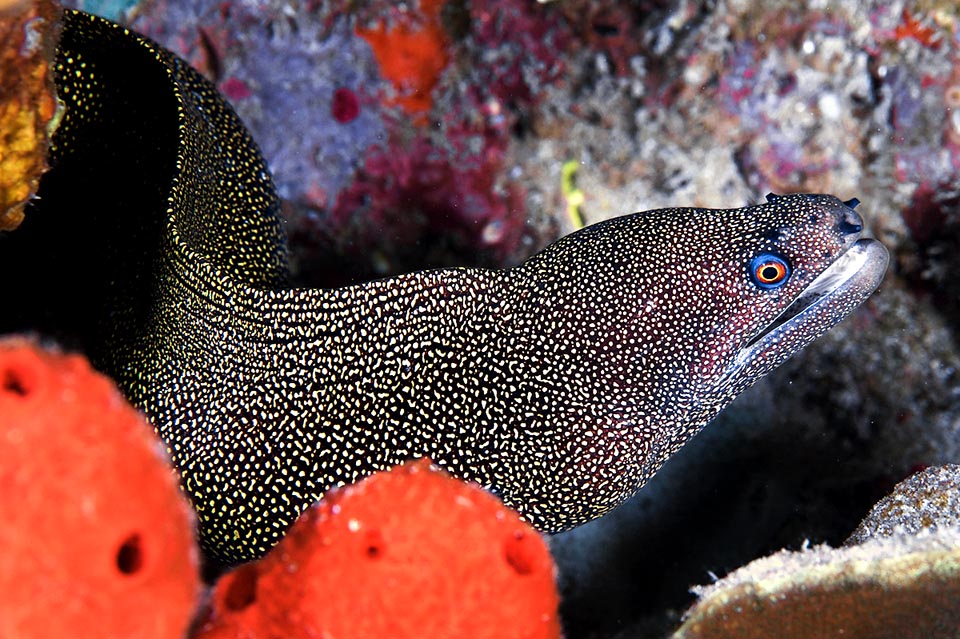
<box><xmin>49</xmin><ymin>0</ymin><xmax>960</xmax><ymax>636</ymax></box>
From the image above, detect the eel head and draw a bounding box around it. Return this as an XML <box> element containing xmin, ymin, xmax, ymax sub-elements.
<box><xmin>509</xmin><ymin>192</ymin><xmax>888</xmax><ymax>524</ymax></box>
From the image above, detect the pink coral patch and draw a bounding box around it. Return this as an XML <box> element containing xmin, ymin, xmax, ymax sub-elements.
<box><xmin>220</xmin><ymin>76</ymin><xmax>253</xmax><ymax>101</ymax></box>
<box><xmin>331</xmin><ymin>87</ymin><xmax>360</xmax><ymax>123</ymax></box>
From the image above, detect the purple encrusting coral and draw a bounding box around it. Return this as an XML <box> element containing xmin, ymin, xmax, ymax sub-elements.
<box><xmin>223</xmin><ymin>17</ymin><xmax>385</xmax><ymax>212</ymax></box>
<box><xmin>128</xmin><ymin>1</ymin><xmax>386</xmax><ymax>216</ymax></box>
<box><xmin>710</xmin><ymin>14</ymin><xmax>867</xmax><ymax>193</ymax></box>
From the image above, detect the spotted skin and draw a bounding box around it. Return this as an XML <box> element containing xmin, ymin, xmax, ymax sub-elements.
<box><xmin>5</xmin><ymin>11</ymin><xmax>888</xmax><ymax>564</ymax></box>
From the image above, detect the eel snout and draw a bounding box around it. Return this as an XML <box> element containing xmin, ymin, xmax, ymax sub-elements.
<box><xmin>822</xmin><ymin>193</ymin><xmax>866</xmax><ymax>250</ymax></box>
<box><xmin>835</xmin><ymin>200</ymin><xmax>864</xmax><ymax>236</ymax></box>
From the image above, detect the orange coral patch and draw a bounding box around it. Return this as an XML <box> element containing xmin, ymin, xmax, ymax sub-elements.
<box><xmin>894</xmin><ymin>9</ymin><xmax>942</xmax><ymax>49</ymax></box>
<box><xmin>356</xmin><ymin>0</ymin><xmax>450</xmax><ymax>120</ymax></box>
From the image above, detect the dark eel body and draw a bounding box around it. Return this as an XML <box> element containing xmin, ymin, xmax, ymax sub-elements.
<box><xmin>1</xmin><ymin>11</ymin><xmax>888</xmax><ymax>564</ymax></box>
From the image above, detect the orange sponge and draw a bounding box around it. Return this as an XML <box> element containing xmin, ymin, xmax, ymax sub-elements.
<box><xmin>194</xmin><ymin>458</ymin><xmax>561</xmax><ymax>639</ymax></box>
<box><xmin>0</xmin><ymin>338</ymin><xmax>199</xmax><ymax>638</ymax></box>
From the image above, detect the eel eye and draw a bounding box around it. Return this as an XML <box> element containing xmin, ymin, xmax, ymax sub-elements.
<box><xmin>749</xmin><ymin>254</ymin><xmax>790</xmax><ymax>289</ymax></box>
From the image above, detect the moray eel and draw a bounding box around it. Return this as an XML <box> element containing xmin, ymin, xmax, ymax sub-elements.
<box><xmin>2</xmin><ymin>10</ymin><xmax>888</xmax><ymax>564</ymax></box>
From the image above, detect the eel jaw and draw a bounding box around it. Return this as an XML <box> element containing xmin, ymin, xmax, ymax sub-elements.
<box><xmin>732</xmin><ymin>238</ymin><xmax>889</xmax><ymax>379</ymax></box>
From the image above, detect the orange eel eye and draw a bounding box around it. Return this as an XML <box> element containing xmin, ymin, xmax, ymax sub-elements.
<box><xmin>749</xmin><ymin>254</ymin><xmax>790</xmax><ymax>289</ymax></box>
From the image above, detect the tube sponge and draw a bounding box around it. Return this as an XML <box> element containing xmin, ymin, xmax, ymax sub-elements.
<box><xmin>0</xmin><ymin>338</ymin><xmax>199</xmax><ymax>638</ymax></box>
<box><xmin>193</xmin><ymin>458</ymin><xmax>561</xmax><ymax>639</ymax></box>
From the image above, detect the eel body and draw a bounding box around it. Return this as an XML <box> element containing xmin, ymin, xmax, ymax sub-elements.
<box><xmin>2</xmin><ymin>10</ymin><xmax>889</xmax><ymax>564</ymax></box>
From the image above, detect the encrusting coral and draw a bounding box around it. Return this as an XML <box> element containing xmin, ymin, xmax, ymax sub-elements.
<box><xmin>0</xmin><ymin>0</ymin><xmax>61</xmax><ymax>231</ymax></box>
<box><xmin>847</xmin><ymin>464</ymin><xmax>960</xmax><ymax>544</ymax></box>
<box><xmin>673</xmin><ymin>466</ymin><xmax>960</xmax><ymax>639</ymax></box>
<box><xmin>0</xmin><ymin>338</ymin><xmax>200</xmax><ymax>638</ymax></box>
<box><xmin>354</xmin><ymin>0</ymin><xmax>449</xmax><ymax>119</ymax></box>
<box><xmin>192</xmin><ymin>458</ymin><xmax>561</xmax><ymax>639</ymax></box>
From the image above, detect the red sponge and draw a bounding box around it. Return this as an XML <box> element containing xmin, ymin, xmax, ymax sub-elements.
<box><xmin>194</xmin><ymin>458</ymin><xmax>561</xmax><ymax>639</ymax></box>
<box><xmin>0</xmin><ymin>338</ymin><xmax>199</xmax><ymax>638</ymax></box>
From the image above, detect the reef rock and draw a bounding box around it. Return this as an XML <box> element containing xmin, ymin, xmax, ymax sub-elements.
<box><xmin>847</xmin><ymin>464</ymin><xmax>960</xmax><ymax>544</ymax></box>
<box><xmin>673</xmin><ymin>466</ymin><xmax>960</xmax><ymax>639</ymax></box>
<box><xmin>0</xmin><ymin>0</ymin><xmax>61</xmax><ymax>231</ymax></box>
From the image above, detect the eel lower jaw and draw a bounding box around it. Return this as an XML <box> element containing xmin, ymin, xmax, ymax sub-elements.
<box><xmin>733</xmin><ymin>238</ymin><xmax>889</xmax><ymax>375</ymax></box>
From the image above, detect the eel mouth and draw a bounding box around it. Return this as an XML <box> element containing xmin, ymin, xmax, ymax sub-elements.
<box><xmin>741</xmin><ymin>238</ymin><xmax>889</xmax><ymax>357</ymax></box>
